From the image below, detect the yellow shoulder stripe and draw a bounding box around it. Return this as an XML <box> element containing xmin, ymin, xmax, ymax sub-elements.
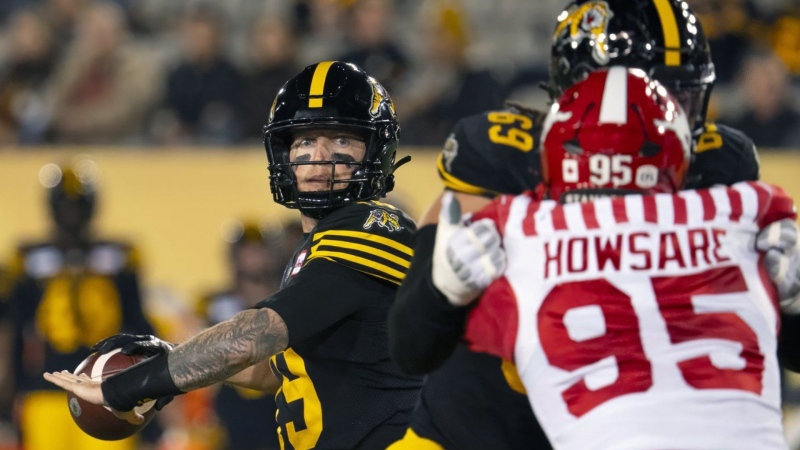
<box><xmin>436</xmin><ymin>154</ymin><xmax>492</xmax><ymax>196</ymax></box>
<box><xmin>312</xmin><ymin>239</ymin><xmax>411</xmax><ymax>269</ymax></box>
<box><xmin>312</xmin><ymin>230</ymin><xmax>412</xmax><ymax>256</ymax></box>
<box><xmin>306</xmin><ymin>251</ymin><xmax>405</xmax><ymax>282</ymax></box>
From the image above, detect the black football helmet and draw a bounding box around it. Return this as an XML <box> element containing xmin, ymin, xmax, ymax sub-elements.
<box><xmin>548</xmin><ymin>0</ymin><xmax>715</xmax><ymax>128</ymax></box>
<box><xmin>41</xmin><ymin>160</ymin><xmax>97</xmax><ymax>234</ymax></box>
<box><xmin>263</xmin><ymin>61</ymin><xmax>405</xmax><ymax>218</ymax></box>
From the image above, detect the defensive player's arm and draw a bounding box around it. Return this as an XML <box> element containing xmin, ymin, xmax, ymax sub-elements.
<box><xmin>389</xmin><ymin>224</ymin><xmax>473</xmax><ymax>375</ymax></box>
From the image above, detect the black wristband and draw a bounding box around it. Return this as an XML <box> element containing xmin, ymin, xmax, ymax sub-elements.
<box><xmin>102</xmin><ymin>353</ymin><xmax>183</xmax><ymax>412</ymax></box>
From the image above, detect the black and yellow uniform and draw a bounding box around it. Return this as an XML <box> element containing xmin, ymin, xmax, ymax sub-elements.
<box><xmin>257</xmin><ymin>201</ymin><xmax>424</xmax><ymax>450</ymax></box>
<box><xmin>389</xmin><ymin>110</ymin><xmax>761</xmax><ymax>450</ymax></box>
<box><xmin>7</xmin><ymin>240</ymin><xmax>154</xmax><ymax>450</ymax></box>
<box><xmin>689</xmin><ymin>123</ymin><xmax>760</xmax><ymax>188</ymax></box>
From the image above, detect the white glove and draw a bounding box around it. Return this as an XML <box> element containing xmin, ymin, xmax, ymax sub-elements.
<box><xmin>432</xmin><ymin>192</ymin><xmax>507</xmax><ymax>306</ymax></box>
<box><xmin>756</xmin><ymin>219</ymin><xmax>800</xmax><ymax>314</ymax></box>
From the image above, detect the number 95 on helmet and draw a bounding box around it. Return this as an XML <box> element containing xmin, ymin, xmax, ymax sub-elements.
<box><xmin>540</xmin><ymin>66</ymin><xmax>692</xmax><ymax>203</ymax></box>
<box><xmin>263</xmin><ymin>61</ymin><xmax>405</xmax><ymax>217</ymax></box>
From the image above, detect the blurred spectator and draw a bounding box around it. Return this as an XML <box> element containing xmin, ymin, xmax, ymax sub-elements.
<box><xmin>239</xmin><ymin>13</ymin><xmax>299</xmax><ymax>142</ymax></box>
<box><xmin>294</xmin><ymin>0</ymin><xmax>349</xmax><ymax>66</ymax></box>
<box><xmin>397</xmin><ymin>0</ymin><xmax>504</xmax><ymax>146</ymax></box>
<box><xmin>769</xmin><ymin>4</ymin><xmax>800</xmax><ymax>78</ymax></box>
<box><xmin>195</xmin><ymin>220</ymin><xmax>289</xmax><ymax>450</ymax></box>
<box><xmin>0</xmin><ymin>9</ymin><xmax>56</xmax><ymax>144</ymax></box>
<box><xmin>3</xmin><ymin>158</ymin><xmax>159</xmax><ymax>450</ymax></box>
<box><xmin>47</xmin><ymin>1</ymin><xmax>161</xmax><ymax>144</ymax></box>
<box><xmin>39</xmin><ymin>0</ymin><xmax>89</xmax><ymax>56</ymax></box>
<box><xmin>694</xmin><ymin>0</ymin><xmax>762</xmax><ymax>86</ymax></box>
<box><xmin>722</xmin><ymin>47</ymin><xmax>800</xmax><ymax>148</ymax></box>
<box><xmin>336</xmin><ymin>0</ymin><xmax>409</xmax><ymax>93</ymax></box>
<box><xmin>152</xmin><ymin>6</ymin><xmax>243</xmax><ymax>145</ymax></box>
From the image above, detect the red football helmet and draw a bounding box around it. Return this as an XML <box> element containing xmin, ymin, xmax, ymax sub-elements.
<box><xmin>540</xmin><ymin>66</ymin><xmax>692</xmax><ymax>203</ymax></box>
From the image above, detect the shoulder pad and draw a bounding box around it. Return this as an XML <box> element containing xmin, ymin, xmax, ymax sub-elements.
<box><xmin>438</xmin><ymin>110</ymin><xmax>542</xmax><ymax>197</ymax></box>
<box><xmin>88</xmin><ymin>241</ymin><xmax>139</xmax><ymax>274</ymax></box>
<box><xmin>689</xmin><ymin>123</ymin><xmax>760</xmax><ymax>189</ymax></box>
<box><xmin>15</xmin><ymin>243</ymin><xmax>63</xmax><ymax>279</ymax></box>
<box><xmin>306</xmin><ymin>202</ymin><xmax>415</xmax><ymax>285</ymax></box>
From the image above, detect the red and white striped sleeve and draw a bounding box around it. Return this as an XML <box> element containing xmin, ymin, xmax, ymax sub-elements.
<box><xmin>471</xmin><ymin>193</ymin><xmax>521</xmax><ymax>236</ymax></box>
<box><xmin>738</xmin><ymin>181</ymin><xmax>797</xmax><ymax>228</ymax></box>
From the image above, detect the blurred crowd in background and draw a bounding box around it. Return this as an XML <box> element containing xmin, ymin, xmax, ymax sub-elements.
<box><xmin>0</xmin><ymin>0</ymin><xmax>799</xmax><ymax>149</ymax></box>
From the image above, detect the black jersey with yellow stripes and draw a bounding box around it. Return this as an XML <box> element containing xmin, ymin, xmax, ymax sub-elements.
<box><xmin>688</xmin><ymin>122</ymin><xmax>760</xmax><ymax>189</ymax></box>
<box><xmin>437</xmin><ymin>108</ymin><xmax>544</xmax><ymax>197</ymax></box>
<box><xmin>266</xmin><ymin>201</ymin><xmax>424</xmax><ymax>450</ymax></box>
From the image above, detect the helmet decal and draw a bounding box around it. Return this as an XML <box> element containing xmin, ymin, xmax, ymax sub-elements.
<box><xmin>553</xmin><ymin>1</ymin><xmax>614</xmax><ymax>65</ymax></box>
<box><xmin>652</xmin><ymin>0</ymin><xmax>681</xmax><ymax>66</ymax></box>
<box><xmin>268</xmin><ymin>94</ymin><xmax>279</xmax><ymax>123</ymax></box>
<box><xmin>368</xmin><ymin>77</ymin><xmax>394</xmax><ymax>118</ymax></box>
<box><xmin>308</xmin><ymin>61</ymin><xmax>335</xmax><ymax>108</ymax></box>
<box><xmin>442</xmin><ymin>133</ymin><xmax>459</xmax><ymax>173</ymax></box>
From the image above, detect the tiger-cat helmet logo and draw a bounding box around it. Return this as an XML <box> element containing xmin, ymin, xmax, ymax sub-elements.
<box><xmin>363</xmin><ymin>209</ymin><xmax>403</xmax><ymax>232</ymax></box>
<box><xmin>368</xmin><ymin>77</ymin><xmax>395</xmax><ymax>118</ymax></box>
<box><xmin>554</xmin><ymin>1</ymin><xmax>615</xmax><ymax>65</ymax></box>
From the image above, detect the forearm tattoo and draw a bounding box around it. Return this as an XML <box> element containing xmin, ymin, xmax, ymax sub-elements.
<box><xmin>167</xmin><ymin>308</ymin><xmax>288</xmax><ymax>391</ymax></box>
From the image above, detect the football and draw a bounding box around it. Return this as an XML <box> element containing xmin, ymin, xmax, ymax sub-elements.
<box><xmin>67</xmin><ymin>349</ymin><xmax>157</xmax><ymax>441</ymax></box>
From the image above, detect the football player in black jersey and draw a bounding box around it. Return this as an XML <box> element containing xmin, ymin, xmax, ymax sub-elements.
<box><xmin>388</xmin><ymin>1</ymin><xmax>761</xmax><ymax>449</ymax></box>
<box><xmin>43</xmin><ymin>61</ymin><xmax>424</xmax><ymax>450</ymax></box>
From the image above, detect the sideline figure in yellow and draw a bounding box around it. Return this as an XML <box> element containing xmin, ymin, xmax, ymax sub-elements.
<box><xmin>5</xmin><ymin>159</ymin><xmax>156</xmax><ymax>450</ymax></box>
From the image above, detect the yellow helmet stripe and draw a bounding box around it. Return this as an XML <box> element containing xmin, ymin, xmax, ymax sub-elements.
<box><xmin>308</xmin><ymin>61</ymin><xmax>335</xmax><ymax>108</ymax></box>
<box><xmin>653</xmin><ymin>0</ymin><xmax>681</xmax><ymax>66</ymax></box>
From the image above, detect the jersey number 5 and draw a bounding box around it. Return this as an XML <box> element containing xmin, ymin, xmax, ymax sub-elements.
<box><xmin>271</xmin><ymin>349</ymin><xmax>323</xmax><ymax>450</ymax></box>
<box><xmin>487</xmin><ymin>112</ymin><xmax>535</xmax><ymax>152</ymax></box>
<box><xmin>538</xmin><ymin>266</ymin><xmax>764</xmax><ymax>417</ymax></box>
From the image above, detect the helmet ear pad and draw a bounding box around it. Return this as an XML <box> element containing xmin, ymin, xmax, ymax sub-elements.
<box><xmin>263</xmin><ymin>62</ymin><xmax>400</xmax><ymax>217</ymax></box>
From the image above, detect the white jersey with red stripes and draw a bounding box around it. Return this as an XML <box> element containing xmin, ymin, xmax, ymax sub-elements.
<box><xmin>463</xmin><ymin>181</ymin><xmax>796</xmax><ymax>450</ymax></box>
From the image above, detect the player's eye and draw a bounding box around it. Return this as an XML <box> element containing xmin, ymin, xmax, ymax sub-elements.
<box><xmin>291</xmin><ymin>137</ymin><xmax>314</xmax><ymax>149</ymax></box>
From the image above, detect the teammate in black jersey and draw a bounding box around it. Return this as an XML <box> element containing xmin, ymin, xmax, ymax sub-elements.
<box><xmin>388</xmin><ymin>2</ymin><xmax>761</xmax><ymax>449</ymax></box>
<box><xmin>43</xmin><ymin>61</ymin><xmax>424</xmax><ymax>450</ymax></box>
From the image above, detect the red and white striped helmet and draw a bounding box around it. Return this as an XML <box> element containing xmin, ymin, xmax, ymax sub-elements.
<box><xmin>540</xmin><ymin>66</ymin><xmax>692</xmax><ymax>203</ymax></box>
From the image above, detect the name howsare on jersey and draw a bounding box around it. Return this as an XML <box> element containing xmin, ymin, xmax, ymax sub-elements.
<box><xmin>464</xmin><ymin>181</ymin><xmax>792</xmax><ymax>450</ymax></box>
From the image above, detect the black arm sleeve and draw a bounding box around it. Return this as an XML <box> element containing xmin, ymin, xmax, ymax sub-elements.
<box><xmin>256</xmin><ymin>259</ymin><xmax>393</xmax><ymax>347</ymax></box>
<box><xmin>778</xmin><ymin>313</ymin><xmax>800</xmax><ymax>373</ymax></box>
<box><xmin>388</xmin><ymin>225</ymin><xmax>472</xmax><ymax>375</ymax></box>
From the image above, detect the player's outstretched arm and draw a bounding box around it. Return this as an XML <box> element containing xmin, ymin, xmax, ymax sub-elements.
<box><xmin>390</xmin><ymin>192</ymin><xmax>505</xmax><ymax>374</ymax></box>
<box><xmin>44</xmin><ymin>307</ymin><xmax>288</xmax><ymax>412</ymax></box>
